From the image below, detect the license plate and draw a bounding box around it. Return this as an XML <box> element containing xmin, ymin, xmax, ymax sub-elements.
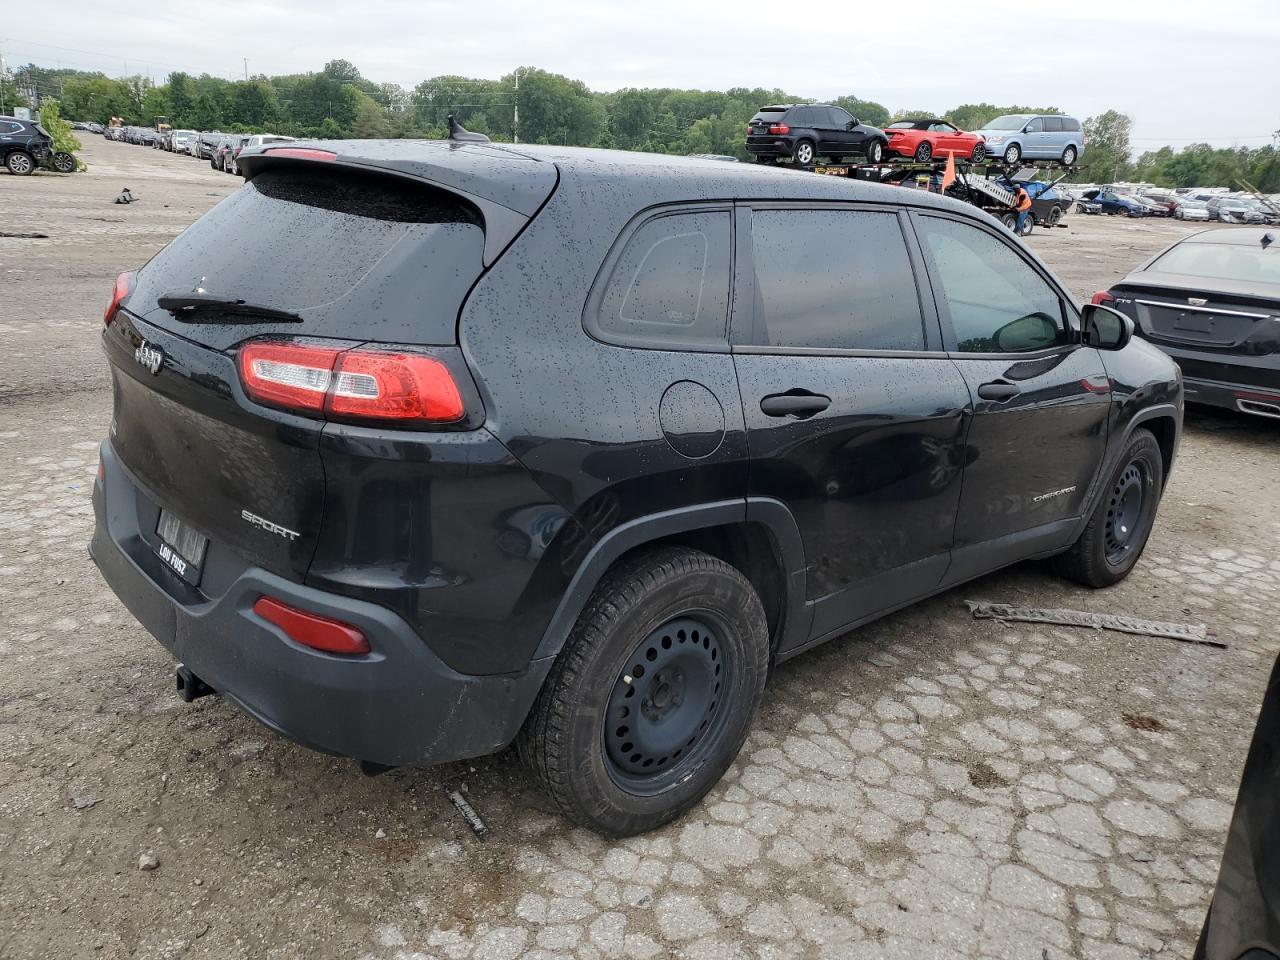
<box><xmin>1173</xmin><ymin>313</ymin><xmax>1214</xmax><ymax>333</ymax></box>
<box><xmin>156</xmin><ymin>509</ymin><xmax>208</xmax><ymax>585</ymax></box>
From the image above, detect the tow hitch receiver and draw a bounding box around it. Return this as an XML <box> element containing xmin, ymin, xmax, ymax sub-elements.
<box><xmin>175</xmin><ymin>663</ymin><xmax>215</xmax><ymax>702</ymax></box>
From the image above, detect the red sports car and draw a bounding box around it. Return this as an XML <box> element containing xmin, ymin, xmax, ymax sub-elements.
<box><xmin>884</xmin><ymin>119</ymin><xmax>986</xmax><ymax>162</ymax></box>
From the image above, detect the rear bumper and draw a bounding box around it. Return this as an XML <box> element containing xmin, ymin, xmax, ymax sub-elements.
<box><xmin>89</xmin><ymin>442</ymin><xmax>552</xmax><ymax>767</ymax></box>
<box><xmin>745</xmin><ymin>138</ymin><xmax>793</xmax><ymax>157</ymax></box>
<box><xmin>1183</xmin><ymin>377</ymin><xmax>1280</xmax><ymax>418</ymax></box>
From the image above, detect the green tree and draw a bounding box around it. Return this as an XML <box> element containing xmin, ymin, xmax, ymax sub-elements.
<box><xmin>351</xmin><ymin>92</ymin><xmax>389</xmax><ymax>138</ymax></box>
<box><xmin>833</xmin><ymin>96</ymin><xmax>889</xmax><ymax>127</ymax></box>
<box><xmin>36</xmin><ymin>98</ymin><xmax>81</xmax><ymax>157</ymax></box>
<box><xmin>60</xmin><ymin>75</ymin><xmax>134</xmax><ymax>125</ymax></box>
<box><xmin>1081</xmin><ymin>109</ymin><xmax>1133</xmax><ymax>182</ymax></box>
<box><xmin>167</xmin><ymin>72</ymin><xmax>196</xmax><ymax>125</ymax></box>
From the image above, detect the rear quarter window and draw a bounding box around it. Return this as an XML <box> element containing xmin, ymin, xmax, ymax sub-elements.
<box><xmin>586</xmin><ymin>208</ymin><xmax>732</xmax><ymax>351</ymax></box>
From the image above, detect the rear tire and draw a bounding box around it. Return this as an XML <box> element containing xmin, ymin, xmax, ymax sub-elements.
<box><xmin>518</xmin><ymin>546</ymin><xmax>769</xmax><ymax>836</ymax></box>
<box><xmin>1061</xmin><ymin>145</ymin><xmax>1078</xmax><ymax>166</ymax></box>
<box><xmin>1056</xmin><ymin>429</ymin><xmax>1163</xmax><ymax>588</ymax></box>
<box><xmin>792</xmin><ymin>139</ymin><xmax>815</xmax><ymax>165</ymax></box>
<box><xmin>970</xmin><ymin>143</ymin><xmax>986</xmax><ymax>163</ymax></box>
<box><xmin>1047</xmin><ymin>205</ymin><xmax>1063</xmax><ymax>226</ymax></box>
<box><xmin>1000</xmin><ymin>212</ymin><xmax>1017</xmax><ymax>230</ymax></box>
<box><xmin>5</xmin><ymin>150</ymin><xmax>34</xmax><ymax>176</ymax></box>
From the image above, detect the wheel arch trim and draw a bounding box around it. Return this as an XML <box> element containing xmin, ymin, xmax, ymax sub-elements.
<box><xmin>532</xmin><ymin>497</ymin><xmax>808</xmax><ymax>661</ymax></box>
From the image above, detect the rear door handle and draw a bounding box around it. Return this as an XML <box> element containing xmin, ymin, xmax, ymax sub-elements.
<box><xmin>977</xmin><ymin>380</ymin><xmax>1021</xmax><ymax>402</ymax></box>
<box><xmin>760</xmin><ymin>392</ymin><xmax>832</xmax><ymax>418</ymax></box>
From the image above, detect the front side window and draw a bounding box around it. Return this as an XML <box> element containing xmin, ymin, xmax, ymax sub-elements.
<box><xmin>918</xmin><ymin>216</ymin><xmax>1069</xmax><ymax>354</ymax></box>
<box><xmin>748</xmin><ymin>209</ymin><xmax>925</xmax><ymax>351</ymax></box>
<box><xmin>1025</xmin><ymin>118</ymin><xmax>1045</xmax><ymax>133</ymax></box>
<box><xmin>592</xmin><ymin>210</ymin><xmax>732</xmax><ymax>347</ymax></box>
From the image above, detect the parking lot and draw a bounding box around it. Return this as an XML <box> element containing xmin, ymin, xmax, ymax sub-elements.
<box><xmin>1</xmin><ymin>136</ymin><xmax>1277</xmax><ymax>960</ymax></box>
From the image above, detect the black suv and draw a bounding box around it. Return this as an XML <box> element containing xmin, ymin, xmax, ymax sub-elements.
<box><xmin>91</xmin><ymin>141</ymin><xmax>1182</xmax><ymax>835</ymax></box>
<box><xmin>746</xmin><ymin>103</ymin><xmax>887</xmax><ymax>165</ymax></box>
<box><xmin>1</xmin><ymin>115</ymin><xmax>53</xmax><ymax>175</ymax></box>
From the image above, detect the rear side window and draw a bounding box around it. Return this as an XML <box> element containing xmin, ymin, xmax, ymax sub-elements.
<box><xmin>747</xmin><ymin>209</ymin><xmax>925</xmax><ymax>351</ymax></box>
<box><xmin>1063</xmin><ymin>118</ymin><xmax>1081</xmax><ymax>132</ymax></box>
<box><xmin>1043</xmin><ymin>117</ymin><xmax>1064</xmax><ymax>133</ymax></box>
<box><xmin>588</xmin><ymin>209</ymin><xmax>732</xmax><ymax>349</ymax></box>
<box><xmin>128</xmin><ymin>167</ymin><xmax>486</xmax><ymax>346</ymax></box>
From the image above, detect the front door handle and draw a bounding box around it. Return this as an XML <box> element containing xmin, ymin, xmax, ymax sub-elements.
<box><xmin>760</xmin><ymin>391</ymin><xmax>832</xmax><ymax>418</ymax></box>
<box><xmin>977</xmin><ymin>380</ymin><xmax>1021</xmax><ymax>402</ymax></box>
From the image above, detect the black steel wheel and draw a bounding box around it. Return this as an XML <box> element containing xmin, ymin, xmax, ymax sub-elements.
<box><xmin>1103</xmin><ymin>462</ymin><xmax>1149</xmax><ymax>566</ymax></box>
<box><xmin>519</xmin><ymin>546</ymin><xmax>769</xmax><ymax>835</ymax></box>
<box><xmin>1056</xmin><ymin>428</ymin><xmax>1163</xmax><ymax>588</ymax></box>
<box><xmin>603</xmin><ymin>615</ymin><xmax>728</xmax><ymax>794</ymax></box>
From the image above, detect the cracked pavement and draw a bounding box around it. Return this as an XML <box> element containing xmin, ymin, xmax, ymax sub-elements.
<box><xmin>1</xmin><ymin>138</ymin><xmax>1277</xmax><ymax>960</ymax></box>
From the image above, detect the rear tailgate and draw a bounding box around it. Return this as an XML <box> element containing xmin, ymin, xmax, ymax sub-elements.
<box><xmin>105</xmin><ymin>163</ymin><xmax>495</xmax><ymax>585</ymax></box>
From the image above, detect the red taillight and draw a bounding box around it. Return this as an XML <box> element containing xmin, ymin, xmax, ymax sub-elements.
<box><xmin>237</xmin><ymin>340</ymin><xmax>466</xmax><ymax>424</ymax></box>
<box><xmin>264</xmin><ymin>147</ymin><xmax>337</xmax><ymax>161</ymax></box>
<box><xmin>253</xmin><ymin>596</ymin><xmax>369</xmax><ymax>655</ymax></box>
<box><xmin>238</xmin><ymin>341</ymin><xmax>339</xmax><ymax>412</ymax></box>
<box><xmin>104</xmin><ymin>271</ymin><xmax>135</xmax><ymax>326</ymax></box>
<box><xmin>768</xmin><ymin>123</ymin><xmax>790</xmax><ymax>135</ymax></box>
<box><xmin>329</xmin><ymin>351</ymin><xmax>465</xmax><ymax>423</ymax></box>
<box><xmin>1091</xmin><ymin>290</ymin><xmax>1116</xmax><ymax>306</ymax></box>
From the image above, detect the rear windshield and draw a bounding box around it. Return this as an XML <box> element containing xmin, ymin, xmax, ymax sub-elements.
<box><xmin>129</xmin><ymin>167</ymin><xmax>486</xmax><ymax>347</ymax></box>
<box><xmin>1151</xmin><ymin>242</ymin><xmax>1280</xmax><ymax>285</ymax></box>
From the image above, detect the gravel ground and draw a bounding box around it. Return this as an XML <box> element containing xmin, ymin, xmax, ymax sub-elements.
<box><xmin>1</xmin><ymin>138</ymin><xmax>1277</xmax><ymax>960</ymax></box>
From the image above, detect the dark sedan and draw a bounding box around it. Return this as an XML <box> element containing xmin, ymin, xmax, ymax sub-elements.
<box><xmin>1195</xmin><ymin>649</ymin><xmax>1280</xmax><ymax>958</ymax></box>
<box><xmin>1095</xmin><ymin>228</ymin><xmax>1279</xmax><ymax>419</ymax></box>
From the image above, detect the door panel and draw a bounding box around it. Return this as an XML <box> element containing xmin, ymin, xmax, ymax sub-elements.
<box><xmin>737</xmin><ymin>355</ymin><xmax>970</xmax><ymax>636</ymax></box>
<box><xmin>734</xmin><ymin>205</ymin><xmax>970</xmax><ymax>645</ymax></box>
<box><xmin>911</xmin><ymin>212</ymin><xmax>1111</xmax><ymax>558</ymax></box>
<box><xmin>948</xmin><ymin>349</ymin><xmax>1110</xmax><ymax>547</ymax></box>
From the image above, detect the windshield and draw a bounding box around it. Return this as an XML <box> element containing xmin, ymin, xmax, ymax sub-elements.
<box><xmin>984</xmin><ymin>115</ymin><xmax>1030</xmax><ymax>131</ymax></box>
<box><xmin>888</xmin><ymin>121</ymin><xmax>925</xmax><ymax>129</ymax></box>
<box><xmin>1218</xmin><ymin>200</ymin><xmax>1247</xmax><ymax>209</ymax></box>
<box><xmin>1180</xmin><ymin>200</ymin><xmax>1207</xmax><ymax>208</ymax></box>
<box><xmin>1151</xmin><ymin>242</ymin><xmax>1280</xmax><ymax>285</ymax></box>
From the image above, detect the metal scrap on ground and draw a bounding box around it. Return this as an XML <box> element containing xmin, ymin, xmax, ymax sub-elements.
<box><xmin>447</xmin><ymin>789</ymin><xmax>488</xmax><ymax>839</ymax></box>
<box><xmin>964</xmin><ymin>600</ymin><xmax>1223</xmax><ymax>648</ymax></box>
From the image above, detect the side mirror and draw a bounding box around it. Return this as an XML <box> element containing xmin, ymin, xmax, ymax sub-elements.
<box><xmin>848</xmin><ymin>118</ymin><xmax>859</xmax><ymax>129</ymax></box>
<box><xmin>1081</xmin><ymin>304</ymin><xmax>1134</xmax><ymax>351</ymax></box>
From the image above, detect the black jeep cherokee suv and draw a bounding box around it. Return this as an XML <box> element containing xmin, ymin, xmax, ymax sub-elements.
<box><xmin>746</xmin><ymin>103</ymin><xmax>887</xmax><ymax>166</ymax></box>
<box><xmin>91</xmin><ymin>140</ymin><xmax>1182</xmax><ymax>835</ymax></box>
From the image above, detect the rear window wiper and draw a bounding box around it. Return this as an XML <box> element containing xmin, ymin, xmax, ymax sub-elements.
<box><xmin>157</xmin><ymin>292</ymin><xmax>303</xmax><ymax>323</ymax></box>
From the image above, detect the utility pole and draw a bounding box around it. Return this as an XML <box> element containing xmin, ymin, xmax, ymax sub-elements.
<box><xmin>243</xmin><ymin>59</ymin><xmax>248</xmax><ymax>82</ymax></box>
<box><xmin>513</xmin><ymin>68</ymin><xmax>519</xmax><ymax>144</ymax></box>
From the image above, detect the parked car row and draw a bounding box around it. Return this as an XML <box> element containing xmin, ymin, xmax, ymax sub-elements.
<box><xmin>745</xmin><ymin>106</ymin><xmax>1087</xmax><ymax>167</ymax></box>
<box><xmin>96</xmin><ymin>124</ymin><xmax>294</xmax><ymax>175</ymax></box>
<box><xmin>1071</xmin><ymin>186</ymin><xmax>1278</xmax><ymax>223</ymax></box>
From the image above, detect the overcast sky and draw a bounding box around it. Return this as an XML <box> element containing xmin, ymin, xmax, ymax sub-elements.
<box><xmin>4</xmin><ymin>0</ymin><xmax>1277</xmax><ymax>152</ymax></box>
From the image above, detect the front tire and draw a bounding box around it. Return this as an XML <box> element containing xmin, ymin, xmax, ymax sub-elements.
<box><xmin>792</xmin><ymin>139</ymin><xmax>815</xmax><ymax>165</ymax></box>
<box><xmin>5</xmin><ymin>150</ymin><xmax>35</xmax><ymax>176</ymax></box>
<box><xmin>1047</xmin><ymin>205</ymin><xmax>1063</xmax><ymax>226</ymax></box>
<box><xmin>865</xmin><ymin>139</ymin><xmax>884</xmax><ymax>164</ymax></box>
<box><xmin>1003</xmin><ymin>143</ymin><xmax>1022</xmax><ymax>165</ymax></box>
<box><xmin>519</xmin><ymin>546</ymin><xmax>769</xmax><ymax>836</ymax></box>
<box><xmin>914</xmin><ymin>141</ymin><xmax>933</xmax><ymax>162</ymax></box>
<box><xmin>1056</xmin><ymin>429</ymin><xmax>1163</xmax><ymax>588</ymax></box>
